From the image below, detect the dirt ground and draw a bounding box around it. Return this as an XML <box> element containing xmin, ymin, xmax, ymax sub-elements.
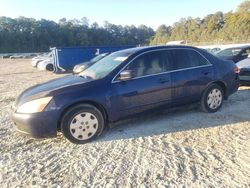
<box><xmin>0</xmin><ymin>59</ymin><xmax>249</xmax><ymax>188</ymax></box>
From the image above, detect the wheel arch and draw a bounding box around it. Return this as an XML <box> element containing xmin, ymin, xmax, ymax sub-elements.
<box><xmin>57</xmin><ymin>100</ymin><xmax>109</xmax><ymax>130</ymax></box>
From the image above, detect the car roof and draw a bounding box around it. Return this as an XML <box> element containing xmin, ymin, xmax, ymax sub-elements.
<box><xmin>115</xmin><ymin>45</ymin><xmax>199</xmax><ymax>55</ymax></box>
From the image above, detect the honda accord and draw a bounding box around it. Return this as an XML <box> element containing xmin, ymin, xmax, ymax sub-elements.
<box><xmin>12</xmin><ymin>46</ymin><xmax>240</xmax><ymax>144</ymax></box>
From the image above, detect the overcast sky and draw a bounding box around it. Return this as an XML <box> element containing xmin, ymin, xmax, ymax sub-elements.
<box><xmin>0</xmin><ymin>0</ymin><xmax>244</xmax><ymax>29</ymax></box>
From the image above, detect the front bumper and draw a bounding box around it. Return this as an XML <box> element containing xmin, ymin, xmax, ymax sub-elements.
<box><xmin>12</xmin><ymin>111</ymin><xmax>58</xmax><ymax>138</ymax></box>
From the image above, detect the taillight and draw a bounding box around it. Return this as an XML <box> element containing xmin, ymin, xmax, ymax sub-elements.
<box><xmin>234</xmin><ymin>67</ymin><xmax>240</xmax><ymax>74</ymax></box>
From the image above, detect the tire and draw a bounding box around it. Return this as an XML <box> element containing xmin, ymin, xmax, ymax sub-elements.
<box><xmin>61</xmin><ymin>104</ymin><xmax>105</xmax><ymax>144</ymax></box>
<box><xmin>46</xmin><ymin>64</ymin><xmax>54</xmax><ymax>71</ymax></box>
<box><xmin>200</xmin><ymin>84</ymin><xmax>224</xmax><ymax>113</ymax></box>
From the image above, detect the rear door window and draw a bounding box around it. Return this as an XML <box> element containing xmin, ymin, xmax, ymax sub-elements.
<box><xmin>171</xmin><ymin>49</ymin><xmax>210</xmax><ymax>70</ymax></box>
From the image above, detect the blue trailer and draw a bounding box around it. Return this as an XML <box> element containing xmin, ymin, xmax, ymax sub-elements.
<box><xmin>51</xmin><ymin>45</ymin><xmax>135</xmax><ymax>73</ymax></box>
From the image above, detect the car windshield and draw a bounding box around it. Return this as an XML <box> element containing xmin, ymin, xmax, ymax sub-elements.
<box><xmin>217</xmin><ymin>48</ymin><xmax>242</xmax><ymax>57</ymax></box>
<box><xmin>79</xmin><ymin>51</ymin><xmax>132</xmax><ymax>79</ymax></box>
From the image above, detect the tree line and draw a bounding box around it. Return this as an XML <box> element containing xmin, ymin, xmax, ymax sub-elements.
<box><xmin>0</xmin><ymin>1</ymin><xmax>249</xmax><ymax>53</ymax></box>
<box><xmin>0</xmin><ymin>17</ymin><xmax>154</xmax><ymax>53</ymax></box>
<box><xmin>151</xmin><ymin>0</ymin><xmax>250</xmax><ymax>45</ymax></box>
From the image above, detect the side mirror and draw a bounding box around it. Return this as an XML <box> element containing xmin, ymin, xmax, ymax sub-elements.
<box><xmin>119</xmin><ymin>70</ymin><xmax>132</xmax><ymax>81</ymax></box>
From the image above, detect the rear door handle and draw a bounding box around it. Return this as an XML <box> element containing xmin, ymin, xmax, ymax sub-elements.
<box><xmin>159</xmin><ymin>78</ymin><xmax>170</xmax><ymax>84</ymax></box>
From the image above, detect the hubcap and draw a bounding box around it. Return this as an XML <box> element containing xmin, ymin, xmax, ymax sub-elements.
<box><xmin>69</xmin><ymin>112</ymin><xmax>98</xmax><ymax>140</ymax></box>
<box><xmin>207</xmin><ymin>89</ymin><xmax>222</xmax><ymax>110</ymax></box>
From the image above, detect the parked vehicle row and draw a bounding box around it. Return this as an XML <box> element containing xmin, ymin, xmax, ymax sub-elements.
<box><xmin>31</xmin><ymin>46</ymin><xmax>135</xmax><ymax>73</ymax></box>
<box><xmin>0</xmin><ymin>53</ymin><xmax>37</xmax><ymax>59</ymax></box>
<box><xmin>12</xmin><ymin>45</ymin><xmax>240</xmax><ymax>144</ymax></box>
<box><xmin>51</xmin><ymin>46</ymin><xmax>135</xmax><ymax>73</ymax></box>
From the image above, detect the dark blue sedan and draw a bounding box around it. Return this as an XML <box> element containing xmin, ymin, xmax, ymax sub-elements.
<box><xmin>12</xmin><ymin>46</ymin><xmax>240</xmax><ymax>144</ymax></box>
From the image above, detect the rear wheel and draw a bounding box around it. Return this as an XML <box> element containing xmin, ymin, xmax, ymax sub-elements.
<box><xmin>200</xmin><ymin>84</ymin><xmax>224</xmax><ymax>113</ymax></box>
<box><xmin>61</xmin><ymin>104</ymin><xmax>105</xmax><ymax>144</ymax></box>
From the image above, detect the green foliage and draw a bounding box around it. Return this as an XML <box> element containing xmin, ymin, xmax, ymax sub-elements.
<box><xmin>0</xmin><ymin>17</ymin><xmax>154</xmax><ymax>53</ymax></box>
<box><xmin>237</xmin><ymin>0</ymin><xmax>250</xmax><ymax>13</ymax></box>
<box><xmin>150</xmin><ymin>25</ymin><xmax>171</xmax><ymax>45</ymax></box>
<box><xmin>0</xmin><ymin>1</ymin><xmax>249</xmax><ymax>52</ymax></box>
<box><xmin>150</xmin><ymin>2</ymin><xmax>250</xmax><ymax>45</ymax></box>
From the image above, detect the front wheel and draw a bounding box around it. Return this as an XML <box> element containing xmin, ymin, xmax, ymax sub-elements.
<box><xmin>61</xmin><ymin>104</ymin><xmax>105</xmax><ymax>144</ymax></box>
<box><xmin>200</xmin><ymin>84</ymin><xmax>224</xmax><ymax>113</ymax></box>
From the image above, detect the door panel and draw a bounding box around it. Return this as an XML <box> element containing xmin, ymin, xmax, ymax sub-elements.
<box><xmin>171</xmin><ymin>65</ymin><xmax>214</xmax><ymax>105</ymax></box>
<box><xmin>109</xmin><ymin>50</ymin><xmax>174</xmax><ymax>120</ymax></box>
<box><xmin>170</xmin><ymin>49</ymin><xmax>214</xmax><ymax>106</ymax></box>
<box><xmin>110</xmin><ymin>73</ymin><xmax>171</xmax><ymax>117</ymax></box>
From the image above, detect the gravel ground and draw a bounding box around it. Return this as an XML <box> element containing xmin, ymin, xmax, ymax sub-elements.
<box><xmin>0</xmin><ymin>59</ymin><xmax>249</xmax><ymax>188</ymax></box>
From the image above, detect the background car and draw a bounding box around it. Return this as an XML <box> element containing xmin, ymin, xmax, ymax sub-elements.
<box><xmin>236</xmin><ymin>58</ymin><xmax>250</xmax><ymax>85</ymax></box>
<box><xmin>31</xmin><ymin>53</ymin><xmax>51</xmax><ymax>67</ymax></box>
<box><xmin>12</xmin><ymin>46</ymin><xmax>239</xmax><ymax>144</ymax></box>
<box><xmin>37</xmin><ymin>58</ymin><xmax>54</xmax><ymax>71</ymax></box>
<box><xmin>211</xmin><ymin>47</ymin><xmax>221</xmax><ymax>54</ymax></box>
<box><xmin>216</xmin><ymin>46</ymin><xmax>250</xmax><ymax>63</ymax></box>
<box><xmin>204</xmin><ymin>48</ymin><xmax>221</xmax><ymax>55</ymax></box>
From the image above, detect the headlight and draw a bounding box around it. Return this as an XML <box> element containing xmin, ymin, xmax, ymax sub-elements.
<box><xmin>17</xmin><ymin>97</ymin><xmax>53</xmax><ymax>114</ymax></box>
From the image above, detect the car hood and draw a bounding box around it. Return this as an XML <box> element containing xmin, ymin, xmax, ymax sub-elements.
<box><xmin>16</xmin><ymin>75</ymin><xmax>92</xmax><ymax>106</ymax></box>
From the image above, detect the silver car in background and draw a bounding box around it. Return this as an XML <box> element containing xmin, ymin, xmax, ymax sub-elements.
<box><xmin>237</xmin><ymin>57</ymin><xmax>250</xmax><ymax>85</ymax></box>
